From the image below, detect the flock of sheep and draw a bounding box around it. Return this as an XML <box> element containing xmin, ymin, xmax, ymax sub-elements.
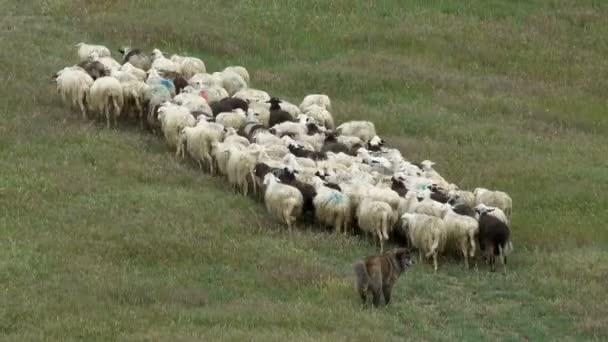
<box><xmin>53</xmin><ymin>42</ymin><xmax>514</xmax><ymax>273</ymax></box>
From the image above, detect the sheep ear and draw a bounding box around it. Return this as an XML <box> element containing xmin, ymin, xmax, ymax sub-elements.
<box><xmin>487</xmin><ymin>208</ymin><xmax>495</xmax><ymax>213</ymax></box>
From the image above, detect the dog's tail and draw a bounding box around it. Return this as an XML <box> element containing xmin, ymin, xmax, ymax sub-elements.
<box><xmin>353</xmin><ymin>261</ymin><xmax>369</xmax><ymax>301</ymax></box>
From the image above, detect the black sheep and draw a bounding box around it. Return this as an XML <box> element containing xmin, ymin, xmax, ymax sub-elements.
<box><xmin>276</xmin><ymin>168</ymin><xmax>317</xmax><ymax>216</ymax></box>
<box><xmin>391</xmin><ymin>177</ymin><xmax>408</xmax><ymax>197</ymax></box>
<box><xmin>210</xmin><ymin>98</ymin><xmax>249</xmax><ymax>116</ymax></box>
<box><xmin>267</xmin><ymin>97</ymin><xmax>294</xmax><ymax>127</ymax></box>
<box><xmin>320</xmin><ymin>133</ymin><xmax>351</xmax><ymax>155</ymax></box>
<box><xmin>77</xmin><ymin>60</ymin><xmax>107</xmax><ymax>80</ymax></box>
<box><xmin>477</xmin><ymin>212</ymin><xmax>511</xmax><ymax>273</ymax></box>
<box><xmin>288</xmin><ymin>144</ymin><xmax>327</xmax><ymax>161</ymax></box>
<box><xmin>451</xmin><ymin>203</ymin><xmax>476</xmax><ymax>218</ymax></box>
<box><xmin>428</xmin><ymin>184</ymin><xmax>449</xmax><ymax>203</ymax></box>
<box><xmin>173</xmin><ymin>76</ymin><xmax>188</xmax><ymax>95</ymax></box>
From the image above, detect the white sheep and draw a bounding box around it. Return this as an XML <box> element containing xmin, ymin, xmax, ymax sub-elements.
<box><xmin>170</xmin><ymin>54</ymin><xmax>206</xmax><ymax>79</ymax></box>
<box><xmin>474</xmin><ymin>188</ymin><xmax>512</xmax><ymax>223</ymax></box>
<box><xmin>263</xmin><ymin>173</ymin><xmax>304</xmax><ymax>236</ymax></box>
<box><xmin>357</xmin><ymin>199</ymin><xmax>396</xmax><ymax>253</ymax></box>
<box><xmin>299</xmin><ymin>94</ymin><xmax>331</xmax><ymax>111</ymax></box>
<box><xmin>121</xmin><ymin>80</ymin><xmax>148</xmax><ymax>128</ymax></box>
<box><xmin>55</xmin><ymin>66</ymin><xmax>93</xmax><ymax>119</ymax></box>
<box><xmin>157</xmin><ymin>103</ymin><xmax>196</xmax><ymax>150</ymax></box>
<box><xmin>177</xmin><ymin>124</ymin><xmax>224</xmax><ymax>172</ymax></box>
<box><xmin>216</xmin><ymin>71</ymin><xmax>247</xmax><ymax>96</ymax></box>
<box><xmin>200</xmin><ymin>85</ymin><xmax>229</xmax><ymax>103</ymax></box>
<box><xmin>89</xmin><ymin>76</ymin><xmax>124</xmax><ymax>128</ymax></box>
<box><xmin>226</xmin><ymin>145</ymin><xmax>267</xmax><ymax>195</ymax></box>
<box><xmin>336</xmin><ymin>120</ymin><xmax>379</xmax><ymax>143</ymax></box>
<box><xmin>441</xmin><ymin>209</ymin><xmax>478</xmax><ymax>269</ymax></box>
<box><xmin>401</xmin><ymin>213</ymin><xmax>447</xmax><ymax>272</ymax></box>
<box><xmin>151</xmin><ymin>49</ymin><xmax>179</xmax><ymax>74</ymax></box>
<box><xmin>310</xmin><ymin>177</ymin><xmax>352</xmax><ymax>234</ymax></box>
<box><xmin>420</xmin><ymin>160</ymin><xmax>450</xmax><ymax>190</ymax></box>
<box><xmin>215</xmin><ymin>109</ymin><xmax>247</xmax><ymax>130</ymax></box>
<box><xmin>144</xmin><ymin>85</ymin><xmax>172</xmax><ymax>131</ymax></box>
<box><xmin>223</xmin><ymin>66</ymin><xmax>250</xmax><ymax>84</ymax></box>
<box><xmin>233</xmin><ymin>88</ymin><xmax>270</xmax><ymax>104</ymax></box>
<box><xmin>447</xmin><ymin>189</ymin><xmax>476</xmax><ymax>208</ymax></box>
<box><xmin>301</xmin><ymin>104</ymin><xmax>334</xmax><ymax>129</ymax></box>
<box><xmin>119</xmin><ymin>62</ymin><xmax>147</xmax><ymax>82</ymax></box>
<box><xmin>88</xmin><ymin>51</ymin><xmax>121</xmax><ymax>75</ymax></box>
<box><xmin>173</xmin><ymin>92</ymin><xmax>213</xmax><ymax>117</ymax></box>
<box><xmin>76</xmin><ymin>42</ymin><xmax>111</xmax><ymax>62</ymax></box>
<box><xmin>223</xmin><ymin>128</ymin><xmax>250</xmax><ymax>147</ymax></box>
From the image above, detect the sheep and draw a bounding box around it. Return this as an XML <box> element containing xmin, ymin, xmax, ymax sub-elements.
<box><xmin>310</xmin><ymin>176</ymin><xmax>352</xmax><ymax>234</ymax></box>
<box><xmin>160</xmin><ymin>71</ymin><xmax>188</xmax><ymax>95</ymax></box>
<box><xmin>119</xmin><ymin>62</ymin><xmax>147</xmax><ymax>82</ymax></box>
<box><xmin>151</xmin><ymin>48</ymin><xmax>179</xmax><ymax>74</ymax></box>
<box><xmin>189</xmin><ymin>73</ymin><xmax>222</xmax><ymax>88</ymax></box>
<box><xmin>275</xmin><ymin>167</ymin><xmax>317</xmax><ymax>218</ymax></box>
<box><xmin>157</xmin><ymin>103</ymin><xmax>196</xmax><ymax>150</ymax></box>
<box><xmin>173</xmin><ymin>92</ymin><xmax>213</xmax><ymax>118</ymax></box>
<box><xmin>477</xmin><ymin>211</ymin><xmax>512</xmax><ymax>273</ymax></box>
<box><xmin>452</xmin><ymin>203</ymin><xmax>476</xmax><ymax>218</ymax></box>
<box><xmin>413</xmin><ymin>193</ymin><xmax>450</xmax><ymax>218</ymax></box>
<box><xmin>234</xmin><ymin>88</ymin><xmax>271</xmax><ymax>104</ymax></box>
<box><xmin>118</xmin><ymin>47</ymin><xmax>151</xmax><ymax>71</ymax></box>
<box><xmin>121</xmin><ymin>80</ymin><xmax>148</xmax><ymax>128</ymax></box>
<box><xmin>177</xmin><ymin>124</ymin><xmax>224</xmax><ymax>172</ymax></box>
<box><xmin>76</xmin><ymin>42</ymin><xmax>111</xmax><ymax>62</ymax></box>
<box><xmin>223</xmin><ymin>127</ymin><xmax>250</xmax><ymax>147</ymax></box>
<box><xmin>288</xmin><ymin>144</ymin><xmax>327</xmax><ymax>161</ymax></box>
<box><xmin>263</xmin><ymin>173</ymin><xmax>304</xmax><ymax>236</ymax></box>
<box><xmin>474</xmin><ymin>204</ymin><xmax>508</xmax><ymax>226</ymax></box>
<box><xmin>336</xmin><ymin>120</ymin><xmax>379</xmax><ymax>143</ymax></box>
<box><xmin>299</xmin><ymin>94</ymin><xmax>331</xmax><ymax>111</ymax></box>
<box><xmin>89</xmin><ymin>76</ymin><xmax>124</xmax><ymax>128</ymax></box>
<box><xmin>400</xmin><ymin>213</ymin><xmax>447</xmax><ymax>272</ymax></box>
<box><xmin>146</xmin><ymin>68</ymin><xmax>176</xmax><ymax>97</ymax></box>
<box><xmin>447</xmin><ymin>190</ymin><xmax>476</xmax><ymax>208</ymax></box>
<box><xmin>357</xmin><ymin>199</ymin><xmax>396</xmax><ymax>253</ymax></box>
<box><xmin>474</xmin><ymin>188</ymin><xmax>513</xmax><ymax>224</ymax></box>
<box><xmin>269</xmin><ymin>121</ymin><xmax>308</xmax><ymax>137</ymax></box>
<box><xmin>170</xmin><ymin>54</ymin><xmax>206</xmax><ymax>79</ymax></box>
<box><xmin>277</xmin><ymin>100</ymin><xmax>301</xmax><ymax>119</ymax></box>
<box><xmin>302</xmin><ymin>104</ymin><xmax>335</xmax><ymax>129</ymax></box>
<box><xmin>144</xmin><ymin>85</ymin><xmax>172</xmax><ymax>132</ymax></box>
<box><xmin>76</xmin><ymin>59</ymin><xmax>107</xmax><ymax>80</ymax></box>
<box><xmin>223</xmin><ymin>66</ymin><xmax>250</xmax><ymax>84</ymax></box>
<box><xmin>226</xmin><ymin>145</ymin><xmax>267</xmax><ymax>195</ymax></box>
<box><xmin>88</xmin><ymin>52</ymin><xmax>121</xmax><ymax>75</ymax></box>
<box><xmin>110</xmin><ymin>69</ymin><xmax>138</xmax><ymax>83</ymax></box>
<box><xmin>210</xmin><ymin>97</ymin><xmax>249</xmax><ymax>116</ymax></box>
<box><xmin>441</xmin><ymin>209</ymin><xmax>478</xmax><ymax>269</ymax></box>
<box><xmin>267</xmin><ymin>98</ymin><xmax>295</xmax><ymax>127</ymax></box>
<box><xmin>199</xmin><ymin>85</ymin><xmax>229</xmax><ymax>103</ymax></box>
<box><xmin>215</xmin><ymin>109</ymin><xmax>247</xmax><ymax>130</ymax></box>
<box><xmin>54</xmin><ymin>66</ymin><xmax>94</xmax><ymax>119</ymax></box>
<box><xmin>216</xmin><ymin>70</ymin><xmax>247</xmax><ymax>96</ymax></box>
<box><xmin>420</xmin><ymin>160</ymin><xmax>450</xmax><ymax>190</ymax></box>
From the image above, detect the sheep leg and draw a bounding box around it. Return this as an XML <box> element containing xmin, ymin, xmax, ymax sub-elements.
<box><xmin>377</xmin><ymin>230</ymin><xmax>384</xmax><ymax>253</ymax></box>
<box><xmin>334</xmin><ymin>215</ymin><xmax>344</xmax><ymax>235</ymax></box>
<box><xmin>433</xmin><ymin>252</ymin><xmax>438</xmax><ymax>273</ymax></box>
<box><xmin>461</xmin><ymin>240</ymin><xmax>469</xmax><ymax>269</ymax></box>
<box><xmin>382</xmin><ymin>283</ymin><xmax>393</xmax><ymax>306</ymax></box>
<box><xmin>78</xmin><ymin>98</ymin><xmax>87</xmax><ymax>120</ymax></box>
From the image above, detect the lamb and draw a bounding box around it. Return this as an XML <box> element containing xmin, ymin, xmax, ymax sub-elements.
<box><xmin>299</xmin><ymin>94</ymin><xmax>331</xmax><ymax>111</ymax></box>
<box><xmin>233</xmin><ymin>88</ymin><xmax>270</xmax><ymax>104</ymax></box>
<box><xmin>311</xmin><ymin>176</ymin><xmax>352</xmax><ymax>234</ymax></box>
<box><xmin>76</xmin><ymin>42</ymin><xmax>111</xmax><ymax>62</ymax></box>
<box><xmin>474</xmin><ymin>188</ymin><xmax>513</xmax><ymax>224</ymax></box>
<box><xmin>336</xmin><ymin>120</ymin><xmax>379</xmax><ymax>144</ymax></box>
<box><xmin>477</xmin><ymin>211</ymin><xmax>512</xmax><ymax>273</ymax></box>
<box><xmin>400</xmin><ymin>213</ymin><xmax>447</xmax><ymax>272</ymax></box>
<box><xmin>157</xmin><ymin>103</ymin><xmax>196</xmax><ymax>150</ymax></box>
<box><xmin>54</xmin><ymin>66</ymin><xmax>94</xmax><ymax>119</ymax></box>
<box><xmin>121</xmin><ymin>80</ymin><xmax>148</xmax><ymax>128</ymax></box>
<box><xmin>118</xmin><ymin>47</ymin><xmax>151</xmax><ymax>71</ymax></box>
<box><xmin>263</xmin><ymin>173</ymin><xmax>304</xmax><ymax>236</ymax></box>
<box><xmin>88</xmin><ymin>76</ymin><xmax>124</xmax><ymax>128</ymax></box>
<box><xmin>441</xmin><ymin>209</ymin><xmax>478</xmax><ymax>269</ymax></box>
<box><xmin>215</xmin><ymin>109</ymin><xmax>247</xmax><ymax>130</ymax></box>
<box><xmin>170</xmin><ymin>54</ymin><xmax>206</xmax><ymax>79</ymax></box>
<box><xmin>223</xmin><ymin>66</ymin><xmax>250</xmax><ymax>84</ymax></box>
<box><xmin>357</xmin><ymin>199</ymin><xmax>396</xmax><ymax>253</ymax></box>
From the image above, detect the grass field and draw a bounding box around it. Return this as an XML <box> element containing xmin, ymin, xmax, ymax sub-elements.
<box><xmin>2</xmin><ymin>0</ymin><xmax>608</xmax><ymax>340</ymax></box>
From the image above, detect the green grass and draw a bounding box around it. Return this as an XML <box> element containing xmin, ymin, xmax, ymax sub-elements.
<box><xmin>2</xmin><ymin>0</ymin><xmax>608</xmax><ymax>340</ymax></box>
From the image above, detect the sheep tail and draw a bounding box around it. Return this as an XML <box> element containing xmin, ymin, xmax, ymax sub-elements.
<box><xmin>468</xmin><ymin>230</ymin><xmax>476</xmax><ymax>258</ymax></box>
<box><xmin>381</xmin><ymin>211</ymin><xmax>389</xmax><ymax>240</ymax></box>
<box><xmin>111</xmin><ymin>94</ymin><xmax>120</xmax><ymax>119</ymax></box>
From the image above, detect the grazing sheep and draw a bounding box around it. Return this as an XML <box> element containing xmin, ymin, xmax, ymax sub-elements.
<box><xmin>357</xmin><ymin>199</ymin><xmax>396</xmax><ymax>253</ymax></box>
<box><xmin>300</xmin><ymin>94</ymin><xmax>331</xmax><ymax>111</ymax></box>
<box><xmin>76</xmin><ymin>42</ymin><xmax>111</xmax><ymax>62</ymax></box>
<box><xmin>311</xmin><ymin>177</ymin><xmax>352</xmax><ymax>234</ymax></box>
<box><xmin>223</xmin><ymin>66</ymin><xmax>250</xmax><ymax>84</ymax></box>
<box><xmin>118</xmin><ymin>47</ymin><xmax>151</xmax><ymax>71</ymax></box>
<box><xmin>400</xmin><ymin>213</ymin><xmax>447</xmax><ymax>272</ymax></box>
<box><xmin>171</xmin><ymin>54</ymin><xmax>206</xmax><ymax>79</ymax></box>
<box><xmin>54</xmin><ymin>66</ymin><xmax>94</xmax><ymax>119</ymax></box>
<box><xmin>121</xmin><ymin>80</ymin><xmax>148</xmax><ymax>127</ymax></box>
<box><xmin>474</xmin><ymin>188</ymin><xmax>513</xmax><ymax>224</ymax></box>
<box><xmin>477</xmin><ymin>211</ymin><xmax>512</xmax><ymax>273</ymax></box>
<box><xmin>263</xmin><ymin>173</ymin><xmax>304</xmax><ymax>235</ymax></box>
<box><xmin>89</xmin><ymin>76</ymin><xmax>124</xmax><ymax>128</ymax></box>
<box><xmin>157</xmin><ymin>103</ymin><xmax>196</xmax><ymax>149</ymax></box>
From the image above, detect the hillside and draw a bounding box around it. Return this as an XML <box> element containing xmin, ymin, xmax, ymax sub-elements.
<box><xmin>1</xmin><ymin>0</ymin><xmax>607</xmax><ymax>340</ymax></box>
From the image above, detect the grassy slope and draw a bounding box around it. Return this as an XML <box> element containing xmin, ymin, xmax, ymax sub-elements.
<box><xmin>1</xmin><ymin>0</ymin><xmax>607</xmax><ymax>340</ymax></box>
